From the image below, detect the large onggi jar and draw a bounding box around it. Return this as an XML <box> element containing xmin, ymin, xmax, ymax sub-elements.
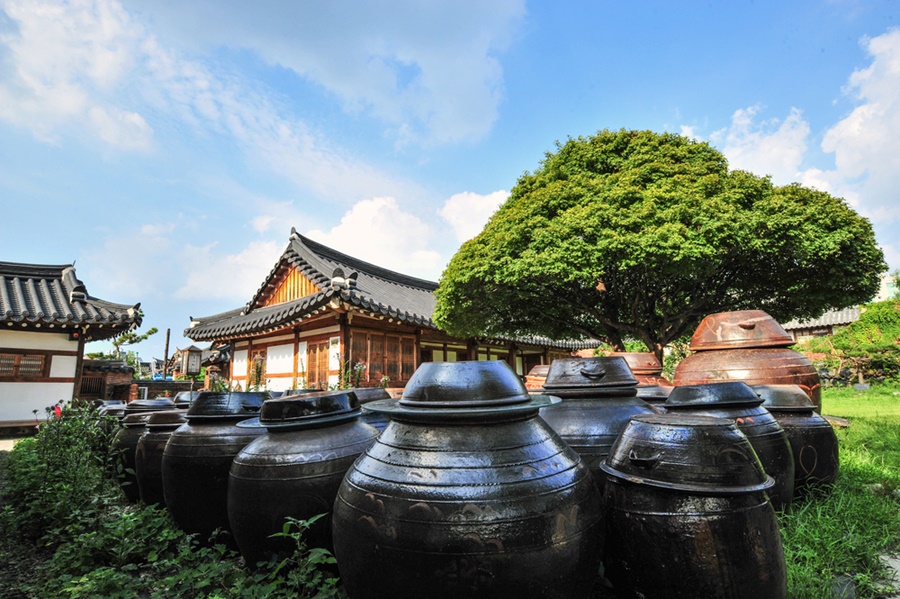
<box><xmin>332</xmin><ymin>361</ymin><xmax>603</xmax><ymax>599</ymax></box>
<box><xmin>227</xmin><ymin>390</ymin><xmax>379</xmax><ymax>566</ymax></box>
<box><xmin>539</xmin><ymin>356</ymin><xmax>659</xmax><ymax>484</ymax></box>
<box><xmin>673</xmin><ymin>310</ymin><xmax>822</xmax><ymax>410</ymax></box>
<box><xmin>664</xmin><ymin>382</ymin><xmax>795</xmax><ymax>512</ymax></box>
<box><xmin>135</xmin><ymin>410</ymin><xmax>187</xmax><ymax>506</ymax></box>
<box><xmin>601</xmin><ymin>413</ymin><xmax>787</xmax><ymax>599</ymax></box>
<box><xmin>161</xmin><ymin>391</ymin><xmax>268</xmax><ymax>540</ymax></box>
<box><xmin>754</xmin><ymin>384</ymin><xmax>839</xmax><ymax>494</ymax></box>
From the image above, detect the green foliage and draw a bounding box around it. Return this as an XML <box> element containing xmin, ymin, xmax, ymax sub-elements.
<box><xmin>0</xmin><ymin>402</ymin><xmax>344</xmax><ymax>598</ymax></box>
<box><xmin>435</xmin><ymin>129</ymin><xmax>885</xmax><ymax>361</ymax></box>
<box><xmin>778</xmin><ymin>386</ymin><xmax>900</xmax><ymax>598</ymax></box>
<box><xmin>800</xmin><ymin>301</ymin><xmax>900</xmax><ymax>384</ymax></box>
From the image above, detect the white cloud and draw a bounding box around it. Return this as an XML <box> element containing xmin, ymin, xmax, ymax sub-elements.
<box><xmin>815</xmin><ymin>28</ymin><xmax>900</xmax><ymax>223</ymax></box>
<box><xmin>305</xmin><ymin>197</ymin><xmax>444</xmax><ymax>280</ymax></box>
<box><xmin>0</xmin><ymin>0</ymin><xmax>152</xmax><ymax>148</ymax></box>
<box><xmin>710</xmin><ymin>105</ymin><xmax>811</xmax><ymax>184</ymax></box>
<box><xmin>438</xmin><ymin>190</ymin><xmax>508</xmax><ymax>243</ymax></box>
<box><xmin>172</xmin><ymin>240</ymin><xmax>284</xmax><ymax>301</ymax></box>
<box><xmin>121</xmin><ymin>0</ymin><xmax>525</xmax><ymax>146</ymax></box>
<box><xmin>0</xmin><ymin>0</ymin><xmax>424</xmax><ymax>203</ymax></box>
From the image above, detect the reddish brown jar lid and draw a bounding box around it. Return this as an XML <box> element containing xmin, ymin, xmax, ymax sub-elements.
<box><xmin>689</xmin><ymin>310</ymin><xmax>794</xmax><ymax>350</ymax></box>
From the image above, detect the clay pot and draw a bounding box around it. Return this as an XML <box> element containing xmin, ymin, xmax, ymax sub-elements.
<box><xmin>332</xmin><ymin>361</ymin><xmax>603</xmax><ymax>599</ymax></box>
<box><xmin>227</xmin><ymin>390</ymin><xmax>379</xmax><ymax>565</ymax></box>
<box><xmin>675</xmin><ymin>310</ymin><xmax>822</xmax><ymax>410</ymax></box>
<box><xmin>161</xmin><ymin>392</ymin><xmax>269</xmax><ymax>540</ymax></box>
<box><xmin>664</xmin><ymin>382</ymin><xmax>795</xmax><ymax>511</ymax></box>
<box><xmin>600</xmin><ymin>413</ymin><xmax>787</xmax><ymax>599</ymax></box>
<box><xmin>610</xmin><ymin>352</ymin><xmax>673</xmax><ymax>387</ymax></box>
<box><xmin>688</xmin><ymin>310</ymin><xmax>795</xmax><ymax>350</ymax></box>
<box><xmin>135</xmin><ymin>410</ymin><xmax>187</xmax><ymax>506</ymax></box>
<box><xmin>524</xmin><ymin>364</ymin><xmax>550</xmax><ymax>391</ymax></box>
<box><xmin>540</xmin><ymin>356</ymin><xmax>659</xmax><ymax>483</ymax></box>
<box><xmin>753</xmin><ymin>385</ymin><xmax>839</xmax><ymax>493</ymax></box>
<box><xmin>113</xmin><ymin>413</ymin><xmax>151</xmax><ymax>502</ymax></box>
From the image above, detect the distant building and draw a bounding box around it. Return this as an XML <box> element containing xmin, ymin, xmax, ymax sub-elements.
<box><xmin>185</xmin><ymin>229</ymin><xmax>597</xmax><ymax>392</ymax></box>
<box><xmin>0</xmin><ymin>261</ymin><xmax>141</xmax><ymax>425</ymax></box>
<box><xmin>873</xmin><ymin>271</ymin><xmax>898</xmax><ymax>302</ymax></box>
<box><xmin>782</xmin><ymin>307</ymin><xmax>861</xmax><ymax>342</ymax></box>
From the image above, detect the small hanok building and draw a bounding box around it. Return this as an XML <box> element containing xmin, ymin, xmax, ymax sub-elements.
<box><xmin>185</xmin><ymin>230</ymin><xmax>594</xmax><ymax>392</ymax></box>
<box><xmin>0</xmin><ymin>261</ymin><xmax>141</xmax><ymax>426</ymax></box>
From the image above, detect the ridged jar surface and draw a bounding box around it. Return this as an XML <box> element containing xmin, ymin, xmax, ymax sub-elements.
<box><xmin>332</xmin><ymin>414</ymin><xmax>603</xmax><ymax>599</ymax></box>
<box><xmin>601</xmin><ymin>414</ymin><xmax>786</xmax><ymax>599</ymax></box>
<box><xmin>162</xmin><ymin>419</ymin><xmax>265</xmax><ymax>539</ymax></box>
<box><xmin>663</xmin><ymin>404</ymin><xmax>795</xmax><ymax>511</ymax></box>
<box><xmin>539</xmin><ymin>396</ymin><xmax>658</xmax><ymax>483</ymax></box>
<box><xmin>674</xmin><ymin>348</ymin><xmax>822</xmax><ymax>410</ymax></box>
<box><xmin>603</xmin><ymin>482</ymin><xmax>786</xmax><ymax>599</ymax></box>
<box><xmin>135</xmin><ymin>423</ymin><xmax>182</xmax><ymax>506</ymax></box>
<box><xmin>228</xmin><ymin>420</ymin><xmax>379</xmax><ymax>565</ymax></box>
<box><xmin>773</xmin><ymin>411</ymin><xmax>839</xmax><ymax>493</ymax></box>
<box><xmin>113</xmin><ymin>418</ymin><xmax>149</xmax><ymax>502</ymax></box>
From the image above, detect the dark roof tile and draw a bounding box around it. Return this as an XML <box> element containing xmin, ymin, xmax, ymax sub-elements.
<box><xmin>0</xmin><ymin>261</ymin><xmax>141</xmax><ymax>340</ymax></box>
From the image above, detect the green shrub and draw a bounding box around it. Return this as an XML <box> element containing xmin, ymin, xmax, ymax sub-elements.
<box><xmin>0</xmin><ymin>401</ymin><xmax>344</xmax><ymax>598</ymax></box>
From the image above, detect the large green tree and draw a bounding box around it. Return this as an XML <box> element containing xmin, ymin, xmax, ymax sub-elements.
<box><xmin>434</xmin><ymin>129</ymin><xmax>886</xmax><ymax>362</ymax></box>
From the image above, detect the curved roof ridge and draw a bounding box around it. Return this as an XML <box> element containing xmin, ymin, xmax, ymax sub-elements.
<box><xmin>294</xmin><ymin>232</ymin><xmax>438</xmax><ymax>291</ymax></box>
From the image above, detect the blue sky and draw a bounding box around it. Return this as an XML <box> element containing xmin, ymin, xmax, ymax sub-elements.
<box><xmin>1</xmin><ymin>0</ymin><xmax>898</xmax><ymax>361</ymax></box>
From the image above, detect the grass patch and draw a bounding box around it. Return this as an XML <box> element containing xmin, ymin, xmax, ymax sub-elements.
<box><xmin>779</xmin><ymin>384</ymin><xmax>900</xmax><ymax>598</ymax></box>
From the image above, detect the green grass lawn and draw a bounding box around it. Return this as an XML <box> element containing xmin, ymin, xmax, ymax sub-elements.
<box><xmin>780</xmin><ymin>384</ymin><xmax>900</xmax><ymax>598</ymax></box>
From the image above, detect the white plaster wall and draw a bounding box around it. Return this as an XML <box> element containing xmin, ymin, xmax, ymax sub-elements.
<box><xmin>0</xmin><ymin>382</ymin><xmax>74</xmax><ymax>423</ymax></box>
<box><xmin>296</xmin><ymin>341</ymin><xmax>308</xmax><ymax>375</ymax></box>
<box><xmin>328</xmin><ymin>337</ymin><xmax>341</xmax><ymax>370</ymax></box>
<box><xmin>0</xmin><ymin>330</ymin><xmax>76</xmax><ymax>351</ymax></box>
<box><xmin>233</xmin><ymin>349</ymin><xmax>249</xmax><ymax>377</ymax></box>
<box><xmin>266</xmin><ymin>343</ymin><xmax>295</xmax><ymax>375</ymax></box>
<box><xmin>50</xmin><ymin>355</ymin><xmax>78</xmax><ymax>378</ymax></box>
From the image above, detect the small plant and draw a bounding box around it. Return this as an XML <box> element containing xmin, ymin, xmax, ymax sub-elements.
<box><xmin>248</xmin><ymin>355</ymin><xmax>267</xmax><ymax>391</ymax></box>
<box><xmin>380</xmin><ymin>375</ymin><xmax>390</xmax><ymax>389</ymax></box>
<box><xmin>351</xmin><ymin>362</ymin><xmax>366</xmax><ymax>387</ymax></box>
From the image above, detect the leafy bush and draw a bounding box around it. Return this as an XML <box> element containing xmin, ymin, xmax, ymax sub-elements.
<box><xmin>0</xmin><ymin>401</ymin><xmax>344</xmax><ymax>598</ymax></box>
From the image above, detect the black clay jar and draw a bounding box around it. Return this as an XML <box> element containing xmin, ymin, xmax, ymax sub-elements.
<box><xmin>161</xmin><ymin>391</ymin><xmax>269</xmax><ymax>540</ymax></box>
<box><xmin>754</xmin><ymin>384</ymin><xmax>839</xmax><ymax>493</ymax></box>
<box><xmin>600</xmin><ymin>413</ymin><xmax>787</xmax><ymax>599</ymax></box>
<box><xmin>135</xmin><ymin>410</ymin><xmax>187</xmax><ymax>506</ymax></box>
<box><xmin>125</xmin><ymin>397</ymin><xmax>176</xmax><ymax>414</ymax></box>
<box><xmin>664</xmin><ymin>382</ymin><xmax>795</xmax><ymax>511</ymax></box>
<box><xmin>113</xmin><ymin>413</ymin><xmax>152</xmax><ymax>502</ymax></box>
<box><xmin>332</xmin><ymin>360</ymin><xmax>603</xmax><ymax>599</ymax></box>
<box><xmin>540</xmin><ymin>356</ymin><xmax>659</xmax><ymax>482</ymax></box>
<box><xmin>228</xmin><ymin>390</ymin><xmax>379</xmax><ymax>566</ymax></box>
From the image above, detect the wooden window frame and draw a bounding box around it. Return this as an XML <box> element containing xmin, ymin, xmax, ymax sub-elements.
<box><xmin>0</xmin><ymin>350</ymin><xmax>51</xmax><ymax>381</ymax></box>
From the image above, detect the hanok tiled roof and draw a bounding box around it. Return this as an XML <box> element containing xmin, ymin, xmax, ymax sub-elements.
<box><xmin>186</xmin><ymin>230</ymin><xmax>438</xmax><ymax>341</ymax></box>
<box><xmin>0</xmin><ymin>262</ymin><xmax>141</xmax><ymax>341</ymax></box>
<box><xmin>185</xmin><ymin>230</ymin><xmax>599</xmax><ymax>351</ymax></box>
<box><xmin>782</xmin><ymin>306</ymin><xmax>861</xmax><ymax>331</ymax></box>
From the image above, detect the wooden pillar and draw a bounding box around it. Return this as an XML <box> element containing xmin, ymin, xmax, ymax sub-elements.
<box><xmin>71</xmin><ymin>326</ymin><xmax>87</xmax><ymax>402</ymax></box>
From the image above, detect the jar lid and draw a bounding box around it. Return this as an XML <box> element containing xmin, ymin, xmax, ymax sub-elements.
<box><xmin>172</xmin><ymin>391</ymin><xmax>200</xmax><ymax>409</ymax></box>
<box><xmin>146</xmin><ymin>409</ymin><xmax>187</xmax><ymax>428</ymax></box>
<box><xmin>125</xmin><ymin>397</ymin><xmax>175</xmax><ymax>414</ymax></box>
<box><xmin>237</xmin><ymin>390</ymin><xmax>362</xmax><ymax>430</ymax></box>
<box><xmin>542</xmin><ymin>357</ymin><xmax>638</xmax><ymax>395</ymax></box>
<box><xmin>752</xmin><ymin>384</ymin><xmax>816</xmax><ymax>412</ymax></box>
<box><xmin>689</xmin><ymin>310</ymin><xmax>794</xmax><ymax>350</ymax></box>
<box><xmin>665</xmin><ymin>381</ymin><xmax>763</xmax><ymax>409</ymax></box>
<box><xmin>610</xmin><ymin>352</ymin><xmax>663</xmax><ymax>375</ymax></box>
<box><xmin>364</xmin><ymin>361</ymin><xmax>560</xmax><ymax>419</ymax></box>
<box><xmin>600</xmin><ymin>413</ymin><xmax>773</xmax><ymax>494</ymax></box>
<box><xmin>121</xmin><ymin>413</ymin><xmax>152</xmax><ymax>427</ymax></box>
<box><xmin>186</xmin><ymin>391</ymin><xmax>268</xmax><ymax>419</ymax></box>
